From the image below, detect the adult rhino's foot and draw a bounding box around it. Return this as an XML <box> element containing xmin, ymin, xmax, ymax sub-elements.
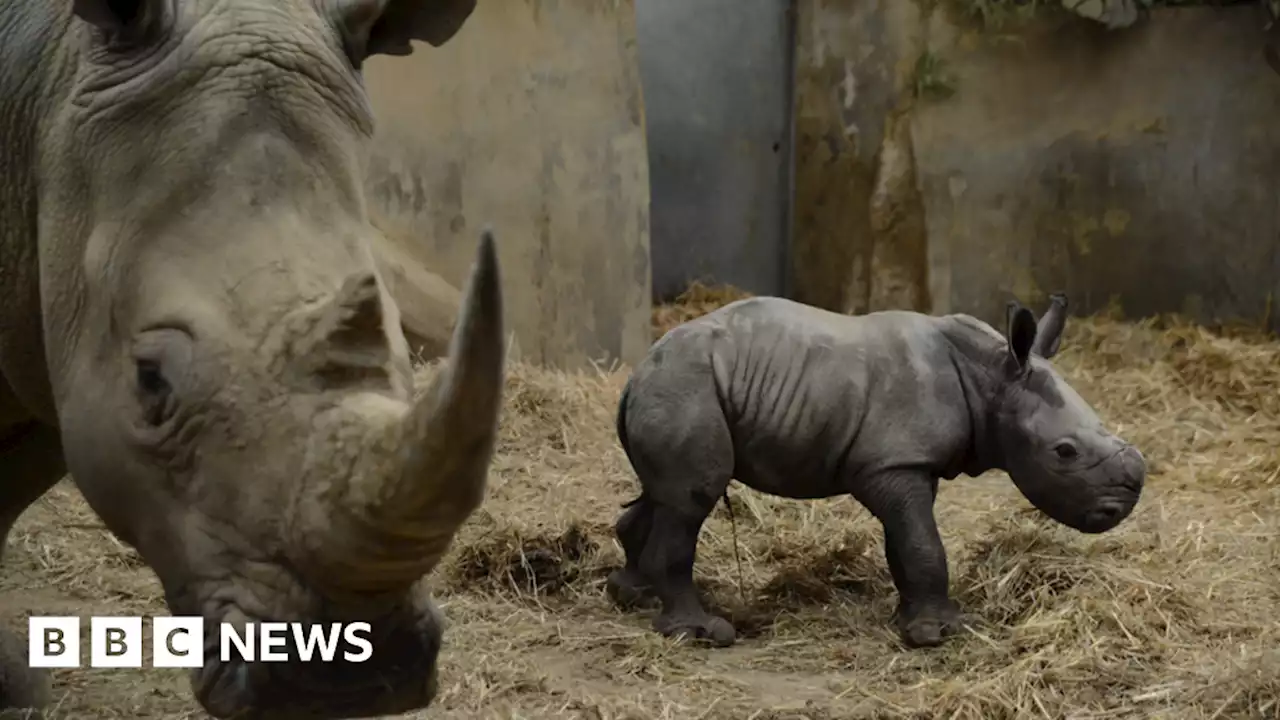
<box><xmin>606</xmin><ymin>568</ymin><xmax>658</xmax><ymax>610</ymax></box>
<box><xmin>895</xmin><ymin>598</ymin><xmax>963</xmax><ymax>648</ymax></box>
<box><xmin>0</xmin><ymin>661</ymin><xmax>49</xmax><ymax>717</ymax></box>
<box><xmin>653</xmin><ymin>610</ymin><xmax>737</xmax><ymax>648</ymax></box>
<box><xmin>0</xmin><ymin>625</ymin><xmax>50</xmax><ymax>719</ymax></box>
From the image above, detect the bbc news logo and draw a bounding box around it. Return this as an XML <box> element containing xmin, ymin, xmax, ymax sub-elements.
<box><xmin>28</xmin><ymin>617</ymin><xmax>373</xmax><ymax>668</ymax></box>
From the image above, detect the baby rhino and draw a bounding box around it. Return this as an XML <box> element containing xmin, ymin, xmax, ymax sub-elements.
<box><xmin>607</xmin><ymin>294</ymin><xmax>1146</xmax><ymax>648</ymax></box>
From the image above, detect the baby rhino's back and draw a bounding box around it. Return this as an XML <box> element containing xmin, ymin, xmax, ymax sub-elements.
<box><xmin>675</xmin><ymin>298</ymin><xmax>947</xmax><ymax>498</ymax></box>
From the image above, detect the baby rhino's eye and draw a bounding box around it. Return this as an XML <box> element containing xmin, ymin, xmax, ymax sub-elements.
<box><xmin>1053</xmin><ymin>442</ymin><xmax>1078</xmax><ymax>460</ymax></box>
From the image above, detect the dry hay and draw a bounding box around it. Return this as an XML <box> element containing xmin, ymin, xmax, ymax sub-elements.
<box><xmin>650</xmin><ymin>281</ymin><xmax>754</xmax><ymax>342</ymax></box>
<box><xmin>3</xmin><ymin>288</ymin><xmax>1280</xmax><ymax>718</ymax></box>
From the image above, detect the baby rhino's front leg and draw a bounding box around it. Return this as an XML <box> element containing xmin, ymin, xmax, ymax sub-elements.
<box><xmin>857</xmin><ymin>471</ymin><xmax>962</xmax><ymax>647</ymax></box>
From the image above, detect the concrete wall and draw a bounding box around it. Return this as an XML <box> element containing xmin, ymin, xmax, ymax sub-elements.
<box><xmin>792</xmin><ymin>2</ymin><xmax>1280</xmax><ymax>330</ymax></box>
<box><xmin>636</xmin><ymin>0</ymin><xmax>796</xmax><ymax>301</ymax></box>
<box><xmin>790</xmin><ymin>0</ymin><xmax>930</xmax><ymax>315</ymax></box>
<box><xmin>360</xmin><ymin>0</ymin><xmax>653</xmax><ymax>370</ymax></box>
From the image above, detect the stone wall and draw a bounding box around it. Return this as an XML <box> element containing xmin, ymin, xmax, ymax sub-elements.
<box><xmin>789</xmin><ymin>0</ymin><xmax>933</xmax><ymax>315</ymax></box>
<box><xmin>792</xmin><ymin>2</ymin><xmax>1280</xmax><ymax>329</ymax></box>
<box><xmin>360</xmin><ymin>0</ymin><xmax>653</xmax><ymax>370</ymax></box>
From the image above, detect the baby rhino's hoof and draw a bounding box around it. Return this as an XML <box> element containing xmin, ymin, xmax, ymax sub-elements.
<box><xmin>653</xmin><ymin>612</ymin><xmax>737</xmax><ymax>648</ymax></box>
<box><xmin>606</xmin><ymin>569</ymin><xmax>658</xmax><ymax>610</ymax></box>
<box><xmin>896</xmin><ymin>602</ymin><xmax>963</xmax><ymax>649</ymax></box>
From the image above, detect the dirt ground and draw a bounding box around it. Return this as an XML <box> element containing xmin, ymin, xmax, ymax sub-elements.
<box><xmin>3</xmin><ymin>288</ymin><xmax>1280</xmax><ymax>719</ymax></box>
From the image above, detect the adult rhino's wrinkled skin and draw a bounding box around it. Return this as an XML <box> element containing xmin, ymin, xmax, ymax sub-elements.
<box><xmin>607</xmin><ymin>294</ymin><xmax>1146</xmax><ymax>649</ymax></box>
<box><xmin>0</xmin><ymin>1</ymin><xmax>505</xmax><ymax>718</ymax></box>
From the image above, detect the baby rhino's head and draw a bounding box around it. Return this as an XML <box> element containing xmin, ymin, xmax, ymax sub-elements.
<box><xmin>991</xmin><ymin>295</ymin><xmax>1145</xmax><ymax>534</ymax></box>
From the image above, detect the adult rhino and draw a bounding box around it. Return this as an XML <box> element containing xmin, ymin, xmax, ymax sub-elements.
<box><xmin>0</xmin><ymin>1</ymin><xmax>504</xmax><ymax>718</ymax></box>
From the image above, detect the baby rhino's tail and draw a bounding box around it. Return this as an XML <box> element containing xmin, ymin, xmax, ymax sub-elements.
<box><xmin>616</xmin><ymin>378</ymin><xmax>644</xmax><ymax>509</ymax></box>
<box><xmin>615</xmin><ymin>377</ymin><xmax>634</xmax><ymax>464</ymax></box>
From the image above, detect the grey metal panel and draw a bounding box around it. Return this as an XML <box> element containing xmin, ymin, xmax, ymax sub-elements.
<box><xmin>636</xmin><ymin>0</ymin><xmax>795</xmax><ymax>301</ymax></box>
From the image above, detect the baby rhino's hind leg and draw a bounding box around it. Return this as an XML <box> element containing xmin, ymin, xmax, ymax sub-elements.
<box><xmin>643</xmin><ymin>502</ymin><xmax>735</xmax><ymax>647</ymax></box>
<box><xmin>610</xmin><ymin>377</ymin><xmax>736</xmax><ymax>647</ymax></box>
<box><xmin>606</xmin><ymin>498</ymin><xmax>658</xmax><ymax>609</ymax></box>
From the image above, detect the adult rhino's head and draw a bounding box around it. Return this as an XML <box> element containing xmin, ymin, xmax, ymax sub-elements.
<box><xmin>40</xmin><ymin>0</ymin><xmax>499</xmax><ymax>717</ymax></box>
<box><xmin>989</xmin><ymin>295</ymin><xmax>1145</xmax><ymax>534</ymax></box>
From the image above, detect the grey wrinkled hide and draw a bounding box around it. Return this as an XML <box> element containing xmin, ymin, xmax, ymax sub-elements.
<box><xmin>607</xmin><ymin>294</ymin><xmax>1146</xmax><ymax>648</ymax></box>
<box><xmin>0</xmin><ymin>1</ymin><xmax>505</xmax><ymax>719</ymax></box>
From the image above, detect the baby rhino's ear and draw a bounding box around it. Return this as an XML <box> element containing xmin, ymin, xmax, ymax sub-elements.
<box><xmin>1030</xmin><ymin>293</ymin><xmax>1068</xmax><ymax>359</ymax></box>
<box><xmin>1004</xmin><ymin>300</ymin><xmax>1038</xmax><ymax>376</ymax></box>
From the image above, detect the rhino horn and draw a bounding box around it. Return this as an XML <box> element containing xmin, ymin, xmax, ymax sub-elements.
<box><xmin>385</xmin><ymin>228</ymin><xmax>505</xmax><ymax>571</ymax></box>
<box><xmin>301</xmin><ymin>230</ymin><xmax>504</xmax><ymax>596</ymax></box>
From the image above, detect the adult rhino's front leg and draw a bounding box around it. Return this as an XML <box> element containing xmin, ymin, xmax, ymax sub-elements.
<box><xmin>0</xmin><ymin>423</ymin><xmax>65</xmax><ymax>563</ymax></box>
<box><xmin>855</xmin><ymin>471</ymin><xmax>962</xmax><ymax>648</ymax></box>
<box><xmin>0</xmin><ymin>624</ymin><xmax>49</xmax><ymax>718</ymax></box>
<box><xmin>0</xmin><ymin>418</ymin><xmax>63</xmax><ymax>716</ymax></box>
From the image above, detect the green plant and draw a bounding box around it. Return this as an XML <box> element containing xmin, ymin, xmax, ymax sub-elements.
<box><xmin>958</xmin><ymin>0</ymin><xmax>1047</xmax><ymax>29</ymax></box>
<box><xmin>913</xmin><ymin>51</ymin><xmax>957</xmax><ymax>100</ymax></box>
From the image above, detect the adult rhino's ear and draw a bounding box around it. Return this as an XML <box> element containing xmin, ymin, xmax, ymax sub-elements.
<box><xmin>285</xmin><ymin>272</ymin><xmax>396</xmax><ymax>389</ymax></box>
<box><xmin>332</xmin><ymin>0</ymin><xmax>477</xmax><ymax>65</ymax></box>
<box><xmin>73</xmin><ymin>0</ymin><xmax>171</xmax><ymax>40</ymax></box>
<box><xmin>1004</xmin><ymin>300</ymin><xmax>1038</xmax><ymax>376</ymax></box>
<box><xmin>1030</xmin><ymin>293</ymin><xmax>1068</xmax><ymax>359</ymax></box>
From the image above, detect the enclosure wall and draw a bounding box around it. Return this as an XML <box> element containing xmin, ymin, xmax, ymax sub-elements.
<box><xmin>360</xmin><ymin>0</ymin><xmax>654</xmax><ymax>369</ymax></box>
<box><xmin>637</xmin><ymin>0</ymin><xmax>796</xmax><ymax>302</ymax></box>
<box><xmin>791</xmin><ymin>2</ymin><xmax>1280</xmax><ymax>329</ymax></box>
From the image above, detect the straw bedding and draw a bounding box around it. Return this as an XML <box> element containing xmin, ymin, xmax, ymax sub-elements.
<box><xmin>2</xmin><ymin>284</ymin><xmax>1278</xmax><ymax>718</ymax></box>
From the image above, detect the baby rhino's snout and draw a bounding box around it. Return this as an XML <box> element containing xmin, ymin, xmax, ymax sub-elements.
<box><xmin>1081</xmin><ymin>445</ymin><xmax>1146</xmax><ymax>534</ymax></box>
<box><xmin>1117</xmin><ymin>444</ymin><xmax>1146</xmax><ymax>491</ymax></box>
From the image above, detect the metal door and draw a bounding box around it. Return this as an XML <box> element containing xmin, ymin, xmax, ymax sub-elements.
<box><xmin>636</xmin><ymin>0</ymin><xmax>795</xmax><ymax>301</ymax></box>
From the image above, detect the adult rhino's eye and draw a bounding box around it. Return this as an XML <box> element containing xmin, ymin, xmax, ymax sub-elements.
<box><xmin>135</xmin><ymin>358</ymin><xmax>171</xmax><ymax>425</ymax></box>
<box><xmin>131</xmin><ymin>327</ymin><xmax>193</xmax><ymax>427</ymax></box>
<box><xmin>1053</xmin><ymin>442</ymin><xmax>1078</xmax><ymax>460</ymax></box>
